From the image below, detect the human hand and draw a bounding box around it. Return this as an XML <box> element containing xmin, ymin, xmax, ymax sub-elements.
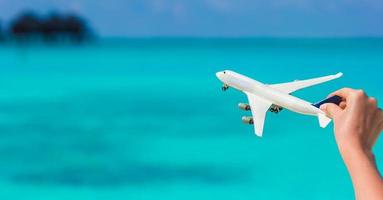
<box><xmin>320</xmin><ymin>88</ymin><xmax>383</xmax><ymax>159</ymax></box>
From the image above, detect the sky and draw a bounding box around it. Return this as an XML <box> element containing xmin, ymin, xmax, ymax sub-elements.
<box><xmin>0</xmin><ymin>0</ymin><xmax>382</xmax><ymax>37</ymax></box>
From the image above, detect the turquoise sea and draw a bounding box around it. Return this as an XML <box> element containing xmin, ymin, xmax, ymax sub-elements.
<box><xmin>0</xmin><ymin>38</ymin><xmax>382</xmax><ymax>199</ymax></box>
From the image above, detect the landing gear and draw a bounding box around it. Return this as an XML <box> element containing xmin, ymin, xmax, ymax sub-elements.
<box><xmin>269</xmin><ymin>105</ymin><xmax>283</xmax><ymax>113</ymax></box>
<box><xmin>222</xmin><ymin>84</ymin><xmax>229</xmax><ymax>91</ymax></box>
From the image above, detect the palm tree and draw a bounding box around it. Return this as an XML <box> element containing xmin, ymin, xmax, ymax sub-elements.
<box><xmin>63</xmin><ymin>14</ymin><xmax>89</xmax><ymax>41</ymax></box>
<box><xmin>10</xmin><ymin>11</ymin><xmax>42</xmax><ymax>37</ymax></box>
<box><xmin>41</xmin><ymin>13</ymin><xmax>66</xmax><ymax>41</ymax></box>
<box><xmin>9</xmin><ymin>11</ymin><xmax>92</xmax><ymax>43</ymax></box>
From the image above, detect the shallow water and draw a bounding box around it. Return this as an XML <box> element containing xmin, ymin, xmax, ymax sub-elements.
<box><xmin>0</xmin><ymin>38</ymin><xmax>382</xmax><ymax>199</ymax></box>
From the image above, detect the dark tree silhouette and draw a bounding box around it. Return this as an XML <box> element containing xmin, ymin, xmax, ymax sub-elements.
<box><xmin>10</xmin><ymin>12</ymin><xmax>42</xmax><ymax>37</ymax></box>
<box><xmin>41</xmin><ymin>13</ymin><xmax>66</xmax><ymax>41</ymax></box>
<box><xmin>9</xmin><ymin>11</ymin><xmax>92</xmax><ymax>43</ymax></box>
<box><xmin>63</xmin><ymin>14</ymin><xmax>88</xmax><ymax>41</ymax></box>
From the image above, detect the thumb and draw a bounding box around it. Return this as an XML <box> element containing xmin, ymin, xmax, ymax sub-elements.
<box><xmin>320</xmin><ymin>103</ymin><xmax>342</xmax><ymax>119</ymax></box>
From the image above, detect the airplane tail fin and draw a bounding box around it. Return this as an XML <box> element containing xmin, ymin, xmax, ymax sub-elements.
<box><xmin>313</xmin><ymin>95</ymin><xmax>340</xmax><ymax>128</ymax></box>
<box><xmin>318</xmin><ymin>113</ymin><xmax>331</xmax><ymax>128</ymax></box>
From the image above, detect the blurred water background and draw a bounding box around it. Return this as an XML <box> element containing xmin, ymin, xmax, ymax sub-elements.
<box><xmin>0</xmin><ymin>38</ymin><xmax>382</xmax><ymax>199</ymax></box>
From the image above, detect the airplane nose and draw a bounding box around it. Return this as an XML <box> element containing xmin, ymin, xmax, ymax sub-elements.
<box><xmin>216</xmin><ymin>71</ymin><xmax>224</xmax><ymax>80</ymax></box>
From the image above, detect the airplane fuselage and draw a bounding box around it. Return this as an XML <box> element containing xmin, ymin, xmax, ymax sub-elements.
<box><xmin>217</xmin><ymin>70</ymin><xmax>324</xmax><ymax>116</ymax></box>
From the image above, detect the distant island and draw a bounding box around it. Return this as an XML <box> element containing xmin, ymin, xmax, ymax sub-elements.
<box><xmin>0</xmin><ymin>11</ymin><xmax>93</xmax><ymax>43</ymax></box>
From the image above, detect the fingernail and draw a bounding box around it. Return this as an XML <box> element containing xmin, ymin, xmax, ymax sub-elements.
<box><xmin>320</xmin><ymin>104</ymin><xmax>327</xmax><ymax>110</ymax></box>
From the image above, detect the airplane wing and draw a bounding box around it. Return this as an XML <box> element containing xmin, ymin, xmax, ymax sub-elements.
<box><xmin>245</xmin><ymin>92</ymin><xmax>272</xmax><ymax>137</ymax></box>
<box><xmin>269</xmin><ymin>72</ymin><xmax>343</xmax><ymax>94</ymax></box>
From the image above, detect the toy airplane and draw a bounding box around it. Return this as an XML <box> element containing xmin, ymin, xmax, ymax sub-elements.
<box><xmin>216</xmin><ymin>70</ymin><xmax>343</xmax><ymax>137</ymax></box>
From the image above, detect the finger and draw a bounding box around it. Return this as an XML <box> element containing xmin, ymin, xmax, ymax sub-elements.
<box><xmin>369</xmin><ymin>120</ymin><xmax>383</xmax><ymax>149</ymax></box>
<box><xmin>370</xmin><ymin>109</ymin><xmax>383</xmax><ymax>148</ymax></box>
<box><xmin>339</xmin><ymin>101</ymin><xmax>347</xmax><ymax>109</ymax></box>
<box><xmin>368</xmin><ymin>97</ymin><xmax>378</xmax><ymax>109</ymax></box>
<box><xmin>329</xmin><ymin>88</ymin><xmax>356</xmax><ymax>99</ymax></box>
<box><xmin>320</xmin><ymin>103</ymin><xmax>342</xmax><ymax>119</ymax></box>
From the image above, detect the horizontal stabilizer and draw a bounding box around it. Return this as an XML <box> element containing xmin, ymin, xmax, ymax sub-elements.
<box><xmin>318</xmin><ymin>113</ymin><xmax>331</xmax><ymax>128</ymax></box>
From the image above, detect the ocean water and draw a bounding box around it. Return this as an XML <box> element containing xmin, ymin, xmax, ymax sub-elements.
<box><xmin>0</xmin><ymin>38</ymin><xmax>382</xmax><ymax>199</ymax></box>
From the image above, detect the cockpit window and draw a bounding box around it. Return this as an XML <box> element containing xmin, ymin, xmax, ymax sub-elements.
<box><xmin>223</xmin><ymin>71</ymin><xmax>226</xmax><ymax>74</ymax></box>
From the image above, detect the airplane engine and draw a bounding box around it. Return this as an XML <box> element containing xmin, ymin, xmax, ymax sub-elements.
<box><xmin>242</xmin><ymin>116</ymin><xmax>254</xmax><ymax>124</ymax></box>
<box><xmin>238</xmin><ymin>103</ymin><xmax>251</xmax><ymax>111</ymax></box>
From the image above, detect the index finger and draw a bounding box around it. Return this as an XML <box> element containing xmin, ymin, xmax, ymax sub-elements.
<box><xmin>329</xmin><ymin>87</ymin><xmax>356</xmax><ymax>100</ymax></box>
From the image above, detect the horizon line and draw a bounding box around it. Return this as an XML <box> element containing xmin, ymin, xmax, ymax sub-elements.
<box><xmin>95</xmin><ymin>36</ymin><xmax>383</xmax><ymax>39</ymax></box>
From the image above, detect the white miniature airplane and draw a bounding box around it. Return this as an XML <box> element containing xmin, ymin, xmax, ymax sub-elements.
<box><xmin>216</xmin><ymin>70</ymin><xmax>343</xmax><ymax>137</ymax></box>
